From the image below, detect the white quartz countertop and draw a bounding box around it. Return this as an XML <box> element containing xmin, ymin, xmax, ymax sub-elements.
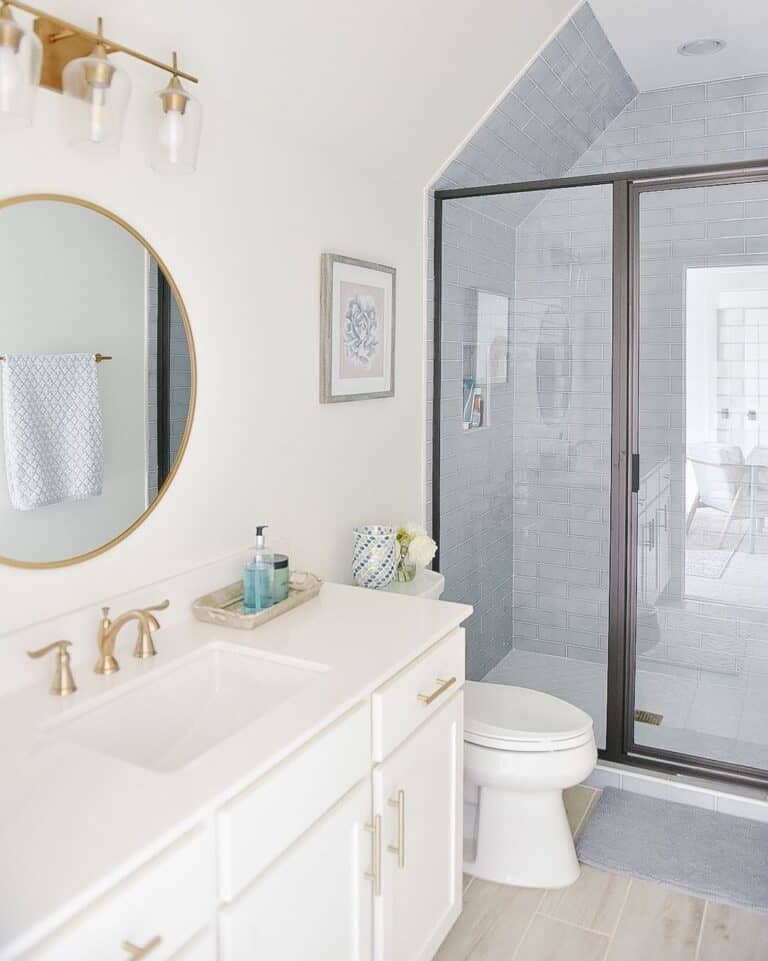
<box><xmin>0</xmin><ymin>583</ymin><xmax>471</xmax><ymax>959</ymax></box>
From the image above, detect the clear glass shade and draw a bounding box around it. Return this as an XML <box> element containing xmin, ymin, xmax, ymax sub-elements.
<box><xmin>62</xmin><ymin>50</ymin><xmax>131</xmax><ymax>150</ymax></box>
<box><xmin>0</xmin><ymin>11</ymin><xmax>42</xmax><ymax>128</ymax></box>
<box><xmin>150</xmin><ymin>78</ymin><xmax>201</xmax><ymax>174</ymax></box>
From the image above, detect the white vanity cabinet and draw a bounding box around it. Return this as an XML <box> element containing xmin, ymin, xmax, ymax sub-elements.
<box><xmin>19</xmin><ymin>828</ymin><xmax>215</xmax><ymax>961</ymax></box>
<box><xmin>373</xmin><ymin>694</ymin><xmax>463</xmax><ymax>961</ymax></box>
<box><xmin>13</xmin><ymin>625</ymin><xmax>467</xmax><ymax>961</ymax></box>
<box><xmin>219</xmin><ymin>779</ymin><xmax>374</xmax><ymax>961</ymax></box>
<box><xmin>217</xmin><ymin>628</ymin><xmax>465</xmax><ymax>961</ymax></box>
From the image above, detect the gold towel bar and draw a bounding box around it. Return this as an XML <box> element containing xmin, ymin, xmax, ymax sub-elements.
<box><xmin>0</xmin><ymin>353</ymin><xmax>112</xmax><ymax>362</ymax></box>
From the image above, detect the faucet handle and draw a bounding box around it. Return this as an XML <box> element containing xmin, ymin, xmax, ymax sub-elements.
<box><xmin>143</xmin><ymin>599</ymin><xmax>170</xmax><ymax>615</ymax></box>
<box><xmin>132</xmin><ymin>600</ymin><xmax>169</xmax><ymax>660</ymax></box>
<box><xmin>27</xmin><ymin>641</ymin><xmax>77</xmax><ymax>697</ymax></box>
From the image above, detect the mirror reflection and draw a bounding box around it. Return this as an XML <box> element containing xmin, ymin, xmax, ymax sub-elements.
<box><xmin>0</xmin><ymin>196</ymin><xmax>194</xmax><ymax>567</ymax></box>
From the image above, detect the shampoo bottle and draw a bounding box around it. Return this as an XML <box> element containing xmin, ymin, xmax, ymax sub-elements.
<box><xmin>243</xmin><ymin>525</ymin><xmax>275</xmax><ymax>613</ymax></box>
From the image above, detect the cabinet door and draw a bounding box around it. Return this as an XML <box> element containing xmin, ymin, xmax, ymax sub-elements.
<box><xmin>373</xmin><ymin>693</ymin><xmax>463</xmax><ymax>961</ymax></box>
<box><xmin>219</xmin><ymin>779</ymin><xmax>373</xmax><ymax>961</ymax></box>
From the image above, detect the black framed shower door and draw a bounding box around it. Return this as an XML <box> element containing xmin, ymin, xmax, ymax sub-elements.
<box><xmin>433</xmin><ymin>157</ymin><xmax>768</xmax><ymax>790</ymax></box>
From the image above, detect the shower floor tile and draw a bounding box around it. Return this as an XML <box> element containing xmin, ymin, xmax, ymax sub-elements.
<box><xmin>483</xmin><ymin>649</ymin><xmax>768</xmax><ymax>768</ymax></box>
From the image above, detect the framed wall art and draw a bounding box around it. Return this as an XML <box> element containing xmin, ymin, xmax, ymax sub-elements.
<box><xmin>320</xmin><ymin>253</ymin><xmax>396</xmax><ymax>403</ymax></box>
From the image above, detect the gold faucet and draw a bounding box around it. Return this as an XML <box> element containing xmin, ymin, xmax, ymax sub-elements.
<box><xmin>27</xmin><ymin>640</ymin><xmax>78</xmax><ymax>696</ymax></box>
<box><xmin>94</xmin><ymin>600</ymin><xmax>170</xmax><ymax>675</ymax></box>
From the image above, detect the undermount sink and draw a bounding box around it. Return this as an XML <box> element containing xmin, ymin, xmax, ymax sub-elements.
<box><xmin>48</xmin><ymin>643</ymin><xmax>327</xmax><ymax>773</ymax></box>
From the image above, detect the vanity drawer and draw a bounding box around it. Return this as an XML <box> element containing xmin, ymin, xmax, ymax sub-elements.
<box><xmin>217</xmin><ymin>701</ymin><xmax>370</xmax><ymax>902</ymax></box>
<box><xmin>21</xmin><ymin>828</ymin><xmax>213</xmax><ymax>961</ymax></box>
<box><xmin>372</xmin><ymin>627</ymin><xmax>465</xmax><ymax>761</ymax></box>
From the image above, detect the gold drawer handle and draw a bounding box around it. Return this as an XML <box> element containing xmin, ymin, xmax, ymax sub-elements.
<box><xmin>364</xmin><ymin>814</ymin><xmax>382</xmax><ymax>896</ymax></box>
<box><xmin>417</xmin><ymin>675</ymin><xmax>457</xmax><ymax>706</ymax></box>
<box><xmin>122</xmin><ymin>936</ymin><xmax>163</xmax><ymax>960</ymax></box>
<box><xmin>387</xmin><ymin>789</ymin><xmax>406</xmax><ymax>869</ymax></box>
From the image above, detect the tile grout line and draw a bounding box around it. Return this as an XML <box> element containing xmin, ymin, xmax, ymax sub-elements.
<box><xmin>573</xmin><ymin>787</ymin><xmax>602</xmax><ymax>837</ymax></box>
<box><xmin>509</xmin><ymin>889</ymin><xmax>548</xmax><ymax>961</ymax></box>
<box><xmin>600</xmin><ymin>877</ymin><xmax>634</xmax><ymax>961</ymax></box>
<box><xmin>693</xmin><ymin>900</ymin><xmax>709</xmax><ymax>961</ymax></box>
<box><xmin>534</xmin><ymin>907</ymin><xmax>615</xmax><ymax>939</ymax></box>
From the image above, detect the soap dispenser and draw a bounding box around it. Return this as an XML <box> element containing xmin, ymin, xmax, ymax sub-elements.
<box><xmin>244</xmin><ymin>525</ymin><xmax>275</xmax><ymax>613</ymax></box>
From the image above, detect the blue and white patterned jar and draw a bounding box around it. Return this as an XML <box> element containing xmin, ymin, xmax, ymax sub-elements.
<box><xmin>352</xmin><ymin>525</ymin><xmax>396</xmax><ymax>589</ymax></box>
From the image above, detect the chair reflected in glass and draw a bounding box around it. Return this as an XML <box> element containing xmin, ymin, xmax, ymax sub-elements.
<box><xmin>687</xmin><ymin>442</ymin><xmax>768</xmax><ymax>553</ymax></box>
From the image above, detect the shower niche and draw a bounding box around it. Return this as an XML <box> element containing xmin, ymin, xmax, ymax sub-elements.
<box><xmin>462</xmin><ymin>343</ymin><xmax>490</xmax><ymax>430</ymax></box>
<box><xmin>461</xmin><ymin>290</ymin><xmax>510</xmax><ymax>432</ymax></box>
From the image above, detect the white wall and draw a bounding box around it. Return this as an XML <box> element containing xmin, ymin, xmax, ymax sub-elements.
<box><xmin>0</xmin><ymin>201</ymin><xmax>147</xmax><ymax>562</ymax></box>
<box><xmin>0</xmin><ymin>0</ymin><xmax>578</xmax><ymax>635</ymax></box>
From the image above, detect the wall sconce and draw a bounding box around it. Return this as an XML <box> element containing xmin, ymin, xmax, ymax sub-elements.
<box><xmin>61</xmin><ymin>17</ymin><xmax>130</xmax><ymax>150</ymax></box>
<box><xmin>151</xmin><ymin>53</ymin><xmax>201</xmax><ymax>174</ymax></box>
<box><xmin>0</xmin><ymin>3</ymin><xmax>41</xmax><ymax>128</ymax></box>
<box><xmin>0</xmin><ymin>2</ymin><xmax>201</xmax><ymax>172</ymax></box>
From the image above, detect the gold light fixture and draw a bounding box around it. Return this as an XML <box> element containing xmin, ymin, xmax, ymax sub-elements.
<box><xmin>0</xmin><ymin>2</ymin><xmax>41</xmax><ymax>127</ymax></box>
<box><xmin>61</xmin><ymin>16</ymin><xmax>129</xmax><ymax>150</ymax></box>
<box><xmin>0</xmin><ymin>2</ymin><xmax>201</xmax><ymax>169</ymax></box>
<box><xmin>151</xmin><ymin>52</ymin><xmax>202</xmax><ymax>174</ymax></box>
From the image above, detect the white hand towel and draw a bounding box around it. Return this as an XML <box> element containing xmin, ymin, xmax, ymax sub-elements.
<box><xmin>2</xmin><ymin>353</ymin><xmax>104</xmax><ymax>511</ymax></box>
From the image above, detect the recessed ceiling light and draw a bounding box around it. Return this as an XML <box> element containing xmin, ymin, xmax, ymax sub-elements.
<box><xmin>678</xmin><ymin>38</ymin><xmax>727</xmax><ymax>56</ymax></box>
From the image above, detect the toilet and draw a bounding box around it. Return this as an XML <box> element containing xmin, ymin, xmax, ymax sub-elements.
<box><xmin>463</xmin><ymin>680</ymin><xmax>597</xmax><ymax>889</ymax></box>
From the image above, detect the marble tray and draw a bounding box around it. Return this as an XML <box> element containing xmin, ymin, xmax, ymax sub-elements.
<box><xmin>192</xmin><ymin>572</ymin><xmax>322</xmax><ymax>630</ymax></box>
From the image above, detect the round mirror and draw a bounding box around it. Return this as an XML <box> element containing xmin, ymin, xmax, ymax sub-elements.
<box><xmin>0</xmin><ymin>195</ymin><xmax>195</xmax><ymax>568</ymax></box>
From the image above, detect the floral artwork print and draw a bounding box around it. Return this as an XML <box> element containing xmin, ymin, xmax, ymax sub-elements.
<box><xmin>344</xmin><ymin>294</ymin><xmax>379</xmax><ymax>367</ymax></box>
<box><xmin>320</xmin><ymin>254</ymin><xmax>394</xmax><ymax>402</ymax></box>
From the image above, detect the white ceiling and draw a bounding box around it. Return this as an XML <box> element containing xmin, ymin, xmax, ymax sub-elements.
<box><xmin>590</xmin><ymin>0</ymin><xmax>768</xmax><ymax>91</ymax></box>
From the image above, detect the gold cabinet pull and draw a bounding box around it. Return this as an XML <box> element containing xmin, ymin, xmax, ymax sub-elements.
<box><xmin>364</xmin><ymin>814</ymin><xmax>382</xmax><ymax>896</ymax></box>
<box><xmin>387</xmin><ymin>789</ymin><xmax>406</xmax><ymax>869</ymax></box>
<box><xmin>121</xmin><ymin>936</ymin><xmax>162</xmax><ymax>960</ymax></box>
<box><xmin>417</xmin><ymin>675</ymin><xmax>457</xmax><ymax>706</ymax></box>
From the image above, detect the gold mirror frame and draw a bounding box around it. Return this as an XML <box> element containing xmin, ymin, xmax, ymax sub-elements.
<box><xmin>0</xmin><ymin>193</ymin><xmax>197</xmax><ymax>570</ymax></box>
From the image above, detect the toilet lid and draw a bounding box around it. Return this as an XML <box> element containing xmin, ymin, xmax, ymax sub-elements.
<box><xmin>464</xmin><ymin>681</ymin><xmax>594</xmax><ymax>744</ymax></box>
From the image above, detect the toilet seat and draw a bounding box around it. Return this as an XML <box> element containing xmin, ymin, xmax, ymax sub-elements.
<box><xmin>464</xmin><ymin>681</ymin><xmax>594</xmax><ymax>753</ymax></box>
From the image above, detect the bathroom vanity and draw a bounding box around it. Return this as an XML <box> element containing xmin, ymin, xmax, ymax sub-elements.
<box><xmin>0</xmin><ymin>582</ymin><xmax>471</xmax><ymax>961</ymax></box>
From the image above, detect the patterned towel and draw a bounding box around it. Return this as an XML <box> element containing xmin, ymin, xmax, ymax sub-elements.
<box><xmin>2</xmin><ymin>353</ymin><xmax>104</xmax><ymax>511</ymax></box>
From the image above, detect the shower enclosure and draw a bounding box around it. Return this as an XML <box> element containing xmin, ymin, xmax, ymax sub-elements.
<box><xmin>433</xmin><ymin>158</ymin><xmax>768</xmax><ymax>788</ymax></box>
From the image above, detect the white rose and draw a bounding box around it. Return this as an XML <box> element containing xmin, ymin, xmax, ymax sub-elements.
<box><xmin>407</xmin><ymin>534</ymin><xmax>437</xmax><ymax>567</ymax></box>
<box><xmin>404</xmin><ymin>523</ymin><xmax>428</xmax><ymax>540</ymax></box>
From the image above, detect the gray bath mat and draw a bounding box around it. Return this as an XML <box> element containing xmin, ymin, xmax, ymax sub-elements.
<box><xmin>576</xmin><ymin>788</ymin><xmax>768</xmax><ymax>911</ymax></box>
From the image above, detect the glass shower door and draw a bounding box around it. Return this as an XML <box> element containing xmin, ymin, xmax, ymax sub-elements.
<box><xmin>437</xmin><ymin>184</ymin><xmax>613</xmax><ymax>748</ymax></box>
<box><xmin>632</xmin><ymin>176</ymin><xmax>768</xmax><ymax>775</ymax></box>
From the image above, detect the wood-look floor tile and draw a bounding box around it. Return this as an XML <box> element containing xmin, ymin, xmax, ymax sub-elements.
<box><xmin>434</xmin><ymin>879</ymin><xmax>543</xmax><ymax>961</ymax></box>
<box><xmin>698</xmin><ymin>901</ymin><xmax>768</xmax><ymax>961</ymax></box>
<box><xmin>513</xmin><ymin>915</ymin><xmax>609</xmax><ymax>961</ymax></box>
<box><xmin>540</xmin><ymin>865</ymin><xmax>630</xmax><ymax>934</ymax></box>
<box><xmin>606</xmin><ymin>880</ymin><xmax>704</xmax><ymax>961</ymax></box>
<box><xmin>564</xmin><ymin>785</ymin><xmax>599</xmax><ymax>837</ymax></box>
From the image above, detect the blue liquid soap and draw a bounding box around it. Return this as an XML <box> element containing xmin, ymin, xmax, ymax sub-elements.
<box><xmin>243</xmin><ymin>561</ymin><xmax>273</xmax><ymax>613</ymax></box>
<box><xmin>243</xmin><ymin>524</ymin><xmax>275</xmax><ymax>613</ymax></box>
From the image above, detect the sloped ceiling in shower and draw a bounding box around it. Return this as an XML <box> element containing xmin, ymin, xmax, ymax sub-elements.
<box><xmin>434</xmin><ymin>2</ymin><xmax>637</xmax><ymax>224</ymax></box>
